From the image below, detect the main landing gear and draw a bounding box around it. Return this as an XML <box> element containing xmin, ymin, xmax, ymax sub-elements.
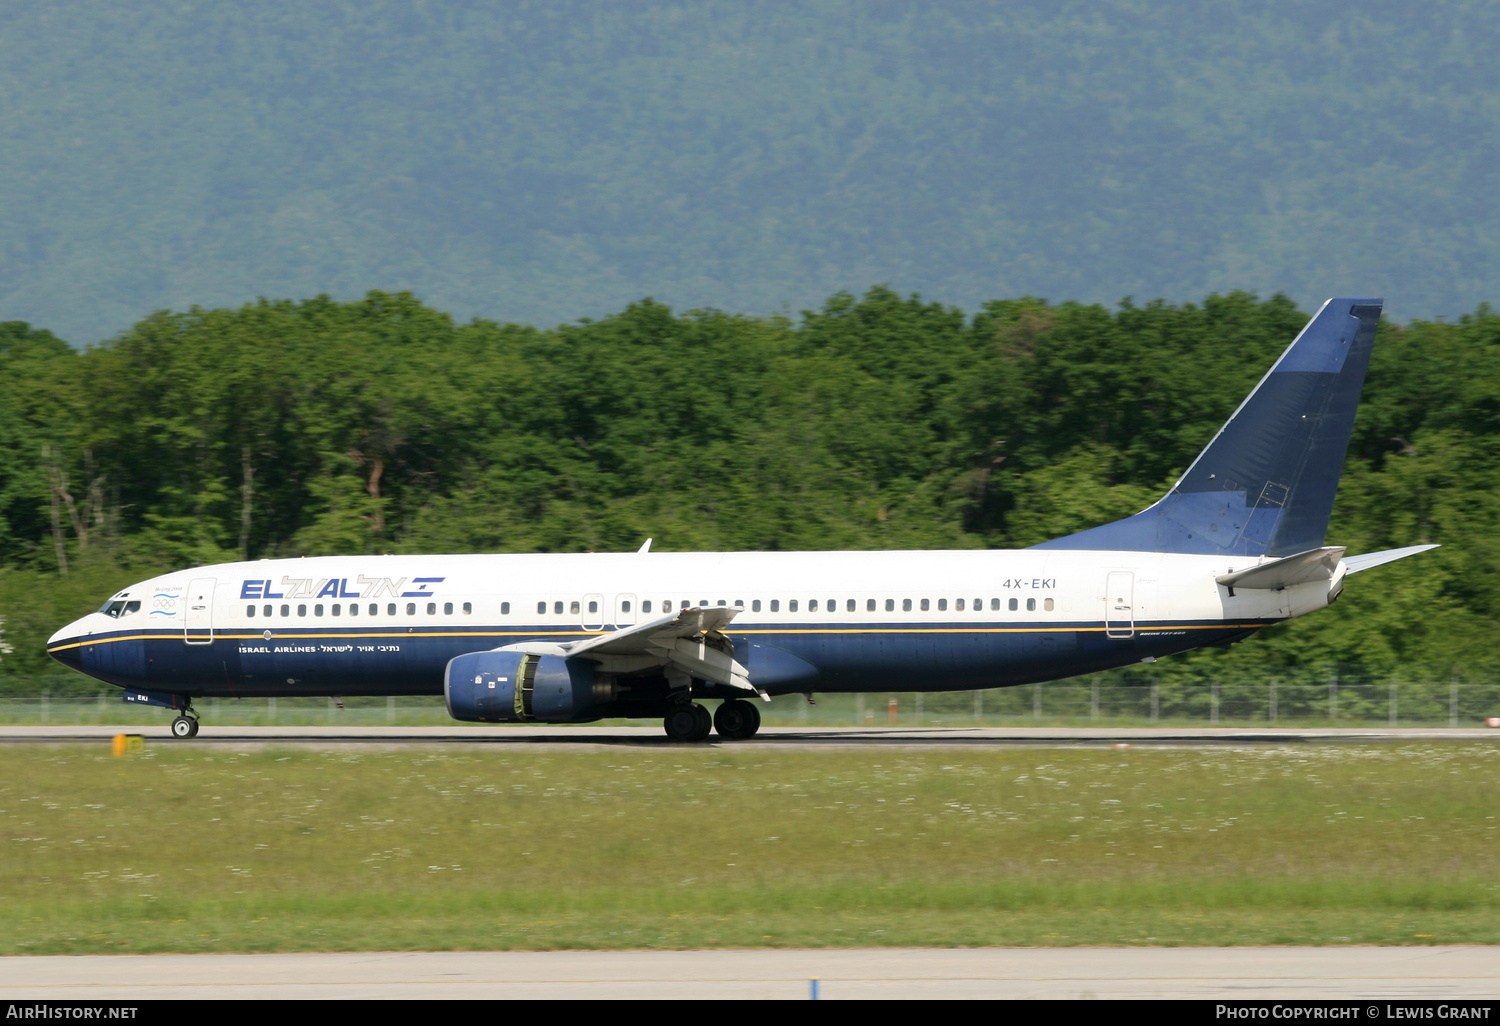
<box><xmin>662</xmin><ymin>698</ymin><xmax>762</xmax><ymax>742</ymax></box>
<box><xmin>713</xmin><ymin>698</ymin><xmax>761</xmax><ymax>740</ymax></box>
<box><xmin>663</xmin><ymin>703</ymin><xmax>712</xmax><ymax>742</ymax></box>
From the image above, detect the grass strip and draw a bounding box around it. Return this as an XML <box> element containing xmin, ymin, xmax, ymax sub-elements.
<box><xmin>3</xmin><ymin>743</ymin><xmax>1497</xmax><ymax>952</ymax></box>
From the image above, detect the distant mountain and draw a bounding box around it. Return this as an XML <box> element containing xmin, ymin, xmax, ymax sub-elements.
<box><xmin>1</xmin><ymin>0</ymin><xmax>1496</xmax><ymax>342</ymax></box>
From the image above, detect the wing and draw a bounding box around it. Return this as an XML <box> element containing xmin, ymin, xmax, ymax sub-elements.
<box><xmin>499</xmin><ymin>606</ymin><xmax>764</xmax><ymax>698</ymax></box>
<box><xmin>563</xmin><ymin>606</ymin><xmax>738</xmax><ymax>657</ymax></box>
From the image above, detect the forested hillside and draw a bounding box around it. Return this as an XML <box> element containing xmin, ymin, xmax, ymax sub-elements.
<box><xmin>2</xmin><ymin>1</ymin><xmax>1498</xmax><ymax>341</ymax></box>
<box><xmin>2</xmin><ymin>289</ymin><xmax>1495</xmax><ymax>695</ymax></box>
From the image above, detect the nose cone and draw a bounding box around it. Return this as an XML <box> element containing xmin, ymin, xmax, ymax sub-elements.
<box><xmin>47</xmin><ymin>617</ymin><xmax>92</xmax><ymax>671</ymax></box>
<box><xmin>49</xmin><ymin>613</ymin><xmax>149</xmax><ymax>688</ymax></box>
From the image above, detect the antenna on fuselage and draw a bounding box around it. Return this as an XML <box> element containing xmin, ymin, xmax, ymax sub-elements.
<box><xmin>637</xmin><ymin>538</ymin><xmax>653</xmax><ymax>553</ymax></box>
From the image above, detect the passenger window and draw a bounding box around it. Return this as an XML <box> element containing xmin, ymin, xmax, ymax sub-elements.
<box><xmin>444</xmin><ymin>602</ymin><xmax>453</xmax><ymax>615</ymax></box>
<box><xmin>297</xmin><ymin>604</ymin><xmax>307</xmax><ymax>617</ymax></box>
<box><xmin>281</xmin><ymin>604</ymin><xmax>291</xmax><ymax>617</ymax></box>
<box><xmin>333</xmin><ymin>604</ymin><xmax>342</xmax><ymax>616</ymax></box>
<box><xmin>956</xmin><ymin>598</ymin><xmax>965</xmax><ymax>611</ymax></box>
<box><xmin>1008</xmin><ymin>598</ymin><xmax>1018</xmax><ymax>611</ymax></box>
<box><xmin>387</xmin><ymin>603</ymin><xmax>396</xmax><ymax>616</ymax></box>
<box><xmin>789</xmin><ymin>600</ymin><xmax>799</xmax><ymax>612</ymax></box>
<box><xmin>406</xmin><ymin>602</ymin><xmax>416</xmax><ymax>615</ymax></box>
<box><xmin>867</xmin><ymin>599</ymin><xmax>876</xmax><ymax>612</ymax></box>
<box><xmin>588</xmin><ymin>600</ymin><xmax>598</xmax><ymax>613</ymax></box>
<box><xmin>846</xmin><ymin>599</ymin><xmax>855</xmax><ymax>612</ymax></box>
<box><xmin>570</xmin><ymin>601</ymin><xmax>581</xmax><ymax>615</ymax></box>
<box><xmin>770</xmin><ymin>600</ymin><xmax>780</xmax><ymax>612</ymax></box>
<box><xmin>1027</xmin><ymin>598</ymin><xmax>1036</xmax><ymax>611</ymax></box>
<box><xmin>920</xmin><ymin>598</ymin><xmax>930</xmax><ymax>611</ymax></box>
<box><xmin>554</xmin><ymin>601</ymin><xmax>564</xmax><ymax>615</ymax></box>
<box><xmin>263</xmin><ymin>604</ymin><xmax>272</xmax><ymax>617</ymax></box>
<box><xmin>1044</xmin><ymin>598</ymin><xmax>1054</xmax><ymax>611</ymax></box>
<box><xmin>752</xmin><ymin>599</ymin><xmax>761</xmax><ymax>612</ymax></box>
<box><xmin>903</xmin><ymin>599</ymin><xmax>912</xmax><ymax>612</ymax></box>
<box><xmin>369</xmin><ymin>603</ymin><xmax>377</xmax><ymax>615</ymax></box>
<box><xmin>990</xmin><ymin>598</ymin><xmax>1000</xmax><ymax>611</ymax></box>
<box><xmin>348</xmin><ymin>603</ymin><xmax>358</xmax><ymax>617</ymax></box>
<box><xmin>885</xmin><ymin>599</ymin><xmax>894</xmax><ymax>612</ymax></box>
<box><xmin>810</xmin><ymin>599</ymin><xmax>819</xmax><ymax>612</ymax></box>
<box><xmin>427</xmin><ymin>602</ymin><xmax>437</xmax><ymax>615</ymax></box>
<box><xmin>537</xmin><ymin>601</ymin><xmax>546</xmax><ymax>614</ymax></box>
<box><xmin>938</xmin><ymin>598</ymin><xmax>947</xmax><ymax>611</ymax></box>
<box><xmin>621</xmin><ymin>600</ymin><xmax>631</xmax><ymax>613</ymax></box>
<box><xmin>247</xmin><ymin>605</ymin><xmax>256</xmax><ymax>617</ymax></box>
<box><xmin>642</xmin><ymin>601</ymin><xmax>652</xmax><ymax>613</ymax></box>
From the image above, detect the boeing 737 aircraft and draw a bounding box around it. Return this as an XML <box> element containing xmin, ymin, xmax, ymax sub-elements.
<box><xmin>48</xmin><ymin>297</ymin><xmax>1435</xmax><ymax>740</ymax></box>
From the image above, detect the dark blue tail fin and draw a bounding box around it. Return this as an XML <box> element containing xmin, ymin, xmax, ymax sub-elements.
<box><xmin>1032</xmin><ymin>297</ymin><xmax>1383</xmax><ymax>557</ymax></box>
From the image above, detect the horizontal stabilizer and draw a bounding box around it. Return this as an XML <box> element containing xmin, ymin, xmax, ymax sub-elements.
<box><xmin>1216</xmin><ymin>546</ymin><xmax>1345</xmax><ymax>591</ymax></box>
<box><xmin>1344</xmin><ymin>544</ymin><xmax>1439</xmax><ymax>574</ymax></box>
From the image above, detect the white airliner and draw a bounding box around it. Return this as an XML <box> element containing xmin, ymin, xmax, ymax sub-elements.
<box><xmin>48</xmin><ymin>297</ymin><xmax>1435</xmax><ymax>740</ymax></box>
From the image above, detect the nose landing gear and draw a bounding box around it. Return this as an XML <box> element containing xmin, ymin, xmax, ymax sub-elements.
<box><xmin>170</xmin><ymin>713</ymin><xmax>200</xmax><ymax>738</ymax></box>
<box><xmin>121</xmin><ymin>688</ymin><xmax>201</xmax><ymax>739</ymax></box>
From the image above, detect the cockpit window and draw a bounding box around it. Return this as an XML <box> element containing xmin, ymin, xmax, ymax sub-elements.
<box><xmin>96</xmin><ymin>599</ymin><xmax>141</xmax><ymax>619</ymax></box>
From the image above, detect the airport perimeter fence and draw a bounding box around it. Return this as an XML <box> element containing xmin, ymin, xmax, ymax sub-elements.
<box><xmin>4</xmin><ymin>675</ymin><xmax>1500</xmax><ymax>729</ymax></box>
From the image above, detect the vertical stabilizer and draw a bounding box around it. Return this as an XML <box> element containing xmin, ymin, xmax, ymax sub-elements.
<box><xmin>1033</xmin><ymin>297</ymin><xmax>1383</xmax><ymax>557</ymax></box>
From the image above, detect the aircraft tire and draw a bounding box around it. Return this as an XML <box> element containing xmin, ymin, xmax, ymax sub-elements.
<box><xmin>664</xmin><ymin>704</ymin><xmax>712</xmax><ymax>742</ymax></box>
<box><xmin>713</xmin><ymin>699</ymin><xmax>761</xmax><ymax>739</ymax></box>
<box><xmin>691</xmin><ymin>702</ymin><xmax>712</xmax><ymax>739</ymax></box>
<box><xmin>171</xmin><ymin>716</ymin><xmax>198</xmax><ymax>739</ymax></box>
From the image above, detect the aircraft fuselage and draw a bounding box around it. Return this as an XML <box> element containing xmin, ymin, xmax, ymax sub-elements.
<box><xmin>47</xmin><ymin>547</ymin><xmax>1328</xmax><ymax>702</ymax></box>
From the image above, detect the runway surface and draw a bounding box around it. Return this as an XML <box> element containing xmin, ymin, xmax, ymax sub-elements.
<box><xmin>3</xmin><ymin>946</ymin><xmax>1498</xmax><ymax>1000</ymax></box>
<box><xmin>4</xmin><ymin>723</ymin><xmax>1499</xmax><ymax>748</ymax></box>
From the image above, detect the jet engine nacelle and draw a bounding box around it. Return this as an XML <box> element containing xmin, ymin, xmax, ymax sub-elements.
<box><xmin>444</xmin><ymin>649</ymin><xmax>600</xmax><ymax>723</ymax></box>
